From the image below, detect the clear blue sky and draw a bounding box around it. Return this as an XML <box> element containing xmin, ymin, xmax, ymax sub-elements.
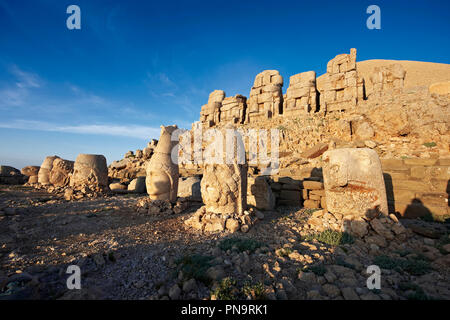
<box><xmin>1</xmin><ymin>0</ymin><xmax>449</xmax><ymax>168</ymax></box>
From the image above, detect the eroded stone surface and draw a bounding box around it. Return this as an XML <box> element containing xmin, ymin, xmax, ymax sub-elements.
<box><xmin>323</xmin><ymin>148</ymin><xmax>388</xmax><ymax>216</ymax></box>
<box><xmin>146</xmin><ymin>125</ymin><xmax>179</xmax><ymax>203</ymax></box>
<box><xmin>71</xmin><ymin>154</ymin><xmax>108</xmax><ymax>191</ymax></box>
<box><xmin>49</xmin><ymin>158</ymin><xmax>74</xmax><ymax>187</ymax></box>
<box><xmin>38</xmin><ymin>156</ymin><xmax>59</xmax><ymax>185</ymax></box>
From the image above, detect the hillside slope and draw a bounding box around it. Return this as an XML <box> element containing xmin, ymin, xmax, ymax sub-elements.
<box><xmin>317</xmin><ymin>59</ymin><xmax>450</xmax><ymax>95</ymax></box>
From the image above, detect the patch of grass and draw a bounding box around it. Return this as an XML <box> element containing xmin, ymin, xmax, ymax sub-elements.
<box><xmin>175</xmin><ymin>254</ymin><xmax>214</xmax><ymax>285</ymax></box>
<box><xmin>432</xmin><ymin>214</ymin><xmax>450</xmax><ymax>223</ymax></box>
<box><xmin>373</xmin><ymin>255</ymin><xmax>431</xmax><ymax>276</ymax></box>
<box><xmin>211</xmin><ymin>277</ymin><xmax>238</xmax><ymax>300</ymax></box>
<box><xmin>303</xmin><ymin>229</ymin><xmax>354</xmax><ymax>246</ymax></box>
<box><xmin>277</xmin><ymin>125</ymin><xmax>287</xmax><ymax>133</ymax></box>
<box><xmin>335</xmin><ymin>257</ymin><xmax>355</xmax><ymax>270</ymax></box>
<box><xmin>304</xmin><ymin>208</ymin><xmax>320</xmax><ymax>215</ymax></box>
<box><xmin>218</xmin><ymin>238</ymin><xmax>263</xmax><ymax>253</ymax></box>
<box><xmin>423</xmin><ymin>142</ymin><xmax>437</xmax><ymax>148</ymax></box>
<box><xmin>436</xmin><ymin>234</ymin><xmax>450</xmax><ymax>254</ymax></box>
<box><xmin>395</xmin><ymin>250</ymin><xmax>412</xmax><ymax>257</ymax></box>
<box><xmin>399</xmin><ymin>282</ymin><xmax>431</xmax><ymax>300</ymax></box>
<box><xmin>242</xmin><ymin>281</ymin><xmax>266</xmax><ymax>300</ymax></box>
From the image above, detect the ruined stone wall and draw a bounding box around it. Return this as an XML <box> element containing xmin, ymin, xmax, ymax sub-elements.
<box><xmin>369</xmin><ymin>64</ymin><xmax>406</xmax><ymax>96</ymax></box>
<box><xmin>265</xmin><ymin>166</ymin><xmax>325</xmax><ymax>209</ymax></box>
<box><xmin>220</xmin><ymin>95</ymin><xmax>247</xmax><ymax>125</ymax></box>
<box><xmin>200</xmin><ymin>90</ymin><xmax>225</xmax><ymax>128</ymax></box>
<box><xmin>246</xmin><ymin>70</ymin><xmax>283</xmax><ymax>123</ymax></box>
<box><xmin>257</xmin><ymin>157</ymin><xmax>450</xmax><ymax>221</ymax></box>
<box><xmin>284</xmin><ymin>71</ymin><xmax>318</xmax><ymax>115</ymax></box>
<box><xmin>381</xmin><ymin>158</ymin><xmax>449</xmax><ymax>219</ymax></box>
<box><xmin>319</xmin><ymin>48</ymin><xmax>364</xmax><ymax>112</ymax></box>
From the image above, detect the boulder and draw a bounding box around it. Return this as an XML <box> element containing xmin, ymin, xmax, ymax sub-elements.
<box><xmin>49</xmin><ymin>158</ymin><xmax>74</xmax><ymax>187</ymax></box>
<box><xmin>0</xmin><ymin>165</ymin><xmax>25</xmax><ymax>185</ymax></box>
<box><xmin>110</xmin><ymin>159</ymin><xmax>128</xmax><ymax>170</ymax></box>
<box><xmin>0</xmin><ymin>166</ymin><xmax>20</xmax><ymax>176</ymax></box>
<box><xmin>178</xmin><ymin>176</ymin><xmax>201</xmax><ymax>201</ymax></box>
<box><xmin>110</xmin><ymin>182</ymin><xmax>127</xmax><ymax>192</ymax></box>
<box><xmin>248</xmin><ymin>176</ymin><xmax>275</xmax><ymax>210</ymax></box>
<box><xmin>128</xmin><ymin>176</ymin><xmax>146</xmax><ymax>193</ymax></box>
<box><xmin>21</xmin><ymin>166</ymin><xmax>40</xmax><ymax>177</ymax></box>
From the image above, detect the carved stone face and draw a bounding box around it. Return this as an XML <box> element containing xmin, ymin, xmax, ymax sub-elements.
<box><xmin>146</xmin><ymin>170</ymin><xmax>171</xmax><ymax>199</ymax></box>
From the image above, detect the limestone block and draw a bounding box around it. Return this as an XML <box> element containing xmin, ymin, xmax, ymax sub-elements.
<box><xmin>323</xmin><ymin>148</ymin><xmax>388</xmax><ymax>216</ymax></box>
<box><xmin>38</xmin><ymin>156</ymin><xmax>60</xmax><ymax>185</ymax></box>
<box><xmin>71</xmin><ymin>154</ymin><xmax>108</xmax><ymax>190</ymax></box>
<box><xmin>201</xmin><ymin>162</ymin><xmax>247</xmax><ymax>215</ymax></box>
<box><xmin>247</xmin><ymin>176</ymin><xmax>275</xmax><ymax>210</ymax></box>
<box><xmin>128</xmin><ymin>176</ymin><xmax>146</xmax><ymax>193</ymax></box>
<box><xmin>178</xmin><ymin>176</ymin><xmax>201</xmax><ymax>201</ymax></box>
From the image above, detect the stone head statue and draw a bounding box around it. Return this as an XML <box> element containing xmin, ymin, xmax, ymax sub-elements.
<box><xmin>146</xmin><ymin>125</ymin><xmax>179</xmax><ymax>203</ymax></box>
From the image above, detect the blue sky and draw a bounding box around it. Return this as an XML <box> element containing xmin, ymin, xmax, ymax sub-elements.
<box><xmin>1</xmin><ymin>0</ymin><xmax>449</xmax><ymax>168</ymax></box>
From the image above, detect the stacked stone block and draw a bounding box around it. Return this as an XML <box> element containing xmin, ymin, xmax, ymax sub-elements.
<box><xmin>200</xmin><ymin>90</ymin><xmax>225</xmax><ymax>128</ymax></box>
<box><xmin>220</xmin><ymin>95</ymin><xmax>247</xmax><ymax>125</ymax></box>
<box><xmin>320</xmin><ymin>48</ymin><xmax>364</xmax><ymax>112</ymax></box>
<box><xmin>370</xmin><ymin>64</ymin><xmax>406</xmax><ymax>96</ymax></box>
<box><xmin>284</xmin><ymin>71</ymin><xmax>318</xmax><ymax>115</ymax></box>
<box><xmin>269</xmin><ymin>175</ymin><xmax>326</xmax><ymax>209</ymax></box>
<box><xmin>381</xmin><ymin>158</ymin><xmax>449</xmax><ymax>219</ymax></box>
<box><xmin>302</xmin><ymin>180</ymin><xmax>326</xmax><ymax>209</ymax></box>
<box><xmin>246</xmin><ymin>70</ymin><xmax>283</xmax><ymax>123</ymax></box>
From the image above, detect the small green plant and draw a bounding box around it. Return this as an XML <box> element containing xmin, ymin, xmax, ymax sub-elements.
<box><xmin>175</xmin><ymin>254</ymin><xmax>214</xmax><ymax>284</ymax></box>
<box><xmin>373</xmin><ymin>255</ymin><xmax>431</xmax><ymax>276</ymax></box>
<box><xmin>277</xmin><ymin>125</ymin><xmax>287</xmax><ymax>133</ymax></box>
<box><xmin>304</xmin><ymin>208</ymin><xmax>320</xmax><ymax>215</ymax></box>
<box><xmin>335</xmin><ymin>257</ymin><xmax>355</xmax><ymax>270</ymax></box>
<box><xmin>395</xmin><ymin>249</ymin><xmax>412</xmax><ymax>257</ymax></box>
<box><xmin>436</xmin><ymin>234</ymin><xmax>450</xmax><ymax>254</ymax></box>
<box><xmin>302</xmin><ymin>264</ymin><xmax>326</xmax><ymax>276</ymax></box>
<box><xmin>218</xmin><ymin>238</ymin><xmax>263</xmax><ymax>253</ymax></box>
<box><xmin>211</xmin><ymin>277</ymin><xmax>238</xmax><ymax>300</ymax></box>
<box><xmin>423</xmin><ymin>142</ymin><xmax>437</xmax><ymax>148</ymax></box>
<box><xmin>242</xmin><ymin>281</ymin><xmax>266</xmax><ymax>300</ymax></box>
<box><xmin>303</xmin><ymin>229</ymin><xmax>354</xmax><ymax>246</ymax></box>
<box><xmin>399</xmin><ymin>282</ymin><xmax>431</xmax><ymax>300</ymax></box>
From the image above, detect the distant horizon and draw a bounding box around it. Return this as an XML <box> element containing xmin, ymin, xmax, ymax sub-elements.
<box><xmin>1</xmin><ymin>0</ymin><xmax>449</xmax><ymax>169</ymax></box>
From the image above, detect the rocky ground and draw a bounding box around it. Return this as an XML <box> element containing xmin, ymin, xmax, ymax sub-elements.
<box><xmin>1</xmin><ymin>185</ymin><xmax>449</xmax><ymax>300</ymax></box>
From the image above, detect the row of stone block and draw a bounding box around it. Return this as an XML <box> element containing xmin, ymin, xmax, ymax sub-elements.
<box><xmin>381</xmin><ymin>158</ymin><xmax>449</xmax><ymax>218</ymax></box>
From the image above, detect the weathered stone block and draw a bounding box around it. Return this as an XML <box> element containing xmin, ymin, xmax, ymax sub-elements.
<box><xmin>323</xmin><ymin>148</ymin><xmax>388</xmax><ymax>216</ymax></box>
